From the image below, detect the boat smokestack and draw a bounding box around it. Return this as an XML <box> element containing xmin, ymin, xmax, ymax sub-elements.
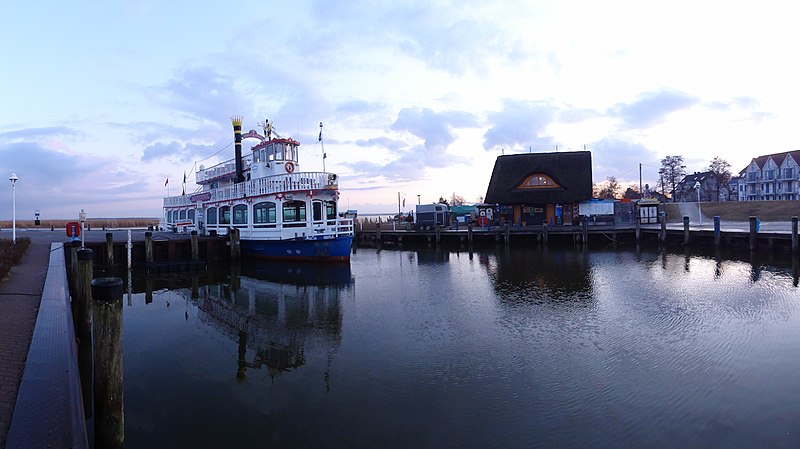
<box><xmin>231</xmin><ymin>116</ymin><xmax>245</xmax><ymax>183</ymax></box>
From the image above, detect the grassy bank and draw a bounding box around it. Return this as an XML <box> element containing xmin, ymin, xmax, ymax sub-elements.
<box><xmin>664</xmin><ymin>200</ymin><xmax>800</xmax><ymax>222</ymax></box>
<box><xmin>0</xmin><ymin>237</ymin><xmax>31</xmax><ymax>283</ymax></box>
<box><xmin>0</xmin><ymin>218</ymin><xmax>159</xmax><ymax>230</ymax></box>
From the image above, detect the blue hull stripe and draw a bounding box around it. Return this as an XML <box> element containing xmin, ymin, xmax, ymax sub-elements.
<box><xmin>240</xmin><ymin>236</ymin><xmax>353</xmax><ymax>261</ymax></box>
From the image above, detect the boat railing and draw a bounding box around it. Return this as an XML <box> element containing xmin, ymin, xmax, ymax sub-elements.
<box><xmin>164</xmin><ymin>195</ymin><xmax>196</xmax><ymax>207</ymax></box>
<box><xmin>210</xmin><ymin>172</ymin><xmax>337</xmax><ymax>202</ymax></box>
<box><xmin>312</xmin><ymin>218</ymin><xmax>354</xmax><ymax>237</ymax></box>
<box><xmin>196</xmin><ymin>154</ymin><xmax>254</xmax><ymax>184</ymax></box>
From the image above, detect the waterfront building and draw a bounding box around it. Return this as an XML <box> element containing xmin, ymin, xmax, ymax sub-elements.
<box><xmin>484</xmin><ymin>151</ymin><xmax>592</xmax><ymax>226</ymax></box>
<box><xmin>673</xmin><ymin>171</ymin><xmax>726</xmax><ymax>202</ymax></box>
<box><xmin>740</xmin><ymin>150</ymin><xmax>800</xmax><ymax>201</ymax></box>
<box><xmin>727</xmin><ymin>176</ymin><xmax>745</xmax><ymax>201</ymax></box>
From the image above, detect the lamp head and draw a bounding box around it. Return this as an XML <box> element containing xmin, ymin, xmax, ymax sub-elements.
<box><xmin>9</xmin><ymin>173</ymin><xmax>18</xmax><ymax>184</ymax></box>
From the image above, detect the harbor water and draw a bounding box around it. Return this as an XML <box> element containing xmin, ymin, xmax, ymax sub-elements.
<box><xmin>122</xmin><ymin>246</ymin><xmax>800</xmax><ymax>448</ymax></box>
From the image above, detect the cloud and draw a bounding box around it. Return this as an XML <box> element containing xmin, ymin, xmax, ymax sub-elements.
<box><xmin>140</xmin><ymin>141</ymin><xmax>223</xmax><ymax>164</ymax></box>
<box><xmin>609</xmin><ymin>89</ymin><xmax>698</xmax><ymax>129</ymax></box>
<box><xmin>391</xmin><ymin>107</ymin><xmax>477</xmax><ymax>150</ymax></box>
<box><xmin>0</xmin><ymin>126</ymin><xmax>83</xmax><ymax>143</ymax></box>
<box><xmin>157</xmin><ymin>66</ymin><xmax>254</xmax><ymax>123</ymax></box>
<box><xmin>589</xmin><ymin>137</ymin><xmax>660</xmax><ymax>184</ymax></box>
<box><xmin>354</xmin><ymin>137</ymin><xmax>407</xmax><ymax>151</ymax></box>
<box><xmin>483</xmin><ymin>99</ymin><xmax>559</xmax><ymax>150</ymax></box>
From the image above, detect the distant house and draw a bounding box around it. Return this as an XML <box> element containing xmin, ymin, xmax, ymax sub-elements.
<box><xmin>484</xmin><ymin>151</ymin><xmax>593</xmax><ymax>225</ymax></box>
<box><xmin>673</xmin><ymin>171</ymin><xmax>724</xmax><ymax>202</ymax></box>
<box><xmin>740</xmin><ymin>151</ymin><xmax>800</xmax><ymax>201</ymax></box>
<box><xmin>727</xmin><ymin>176</ymin><xmax>745</xmax><ymax>201</ymax></box>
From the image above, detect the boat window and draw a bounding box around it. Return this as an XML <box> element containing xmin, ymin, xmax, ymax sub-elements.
<box><xmin>207</xmin><ymin>207</ymin><xmax>217</xmax><ymax>225</ymax></box>
<box><xmin>282</xmin><ymin>200</ymin><xmax>306</xmax><ymax>223</ymax></box>
<box><xmin>219</xmin><ymin>206</ymin><xmax>230</xmax><ymax>225</ymax></box>
<box><xmin>275</xmin><ymin>143</ymin><xmax>284</xmax><ymax>161</ymax></box>
<box><xmin>179</xmin><ymin>210</ymin><xmax>187</xmax><ymax>220</ymax></box>
<box><xmin>188</xmin><ymin>210</ymin><xmax>195</xmax><ymax>221</ymax></box>
<box><xmin>285</xmin><ymin>144</ymin><xmax>294</xmax><ymax>162</ymax></box>
<box><xmin>325</xmin><ymin>201</ymin><xmax>337</xmax><ymax>220</ymax></box>
<box><xmin>253</xmin><ymin>202</ymin><xmax>276</xmax><ymax>224</ymax></box>
<box><xmin>312</xmin><ymin>201</ymin><xmax>323</xmax><ymax>221</ymax></box>
<box><xmin>233</xmin><ymin>204</ymin><xmax>248</xmax><ymax>225</ymax></box>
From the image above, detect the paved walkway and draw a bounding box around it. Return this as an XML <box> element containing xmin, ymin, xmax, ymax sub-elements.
<box><xmin>0</xmin><ymin>242</ymin><xmax>49</xmax><ymax>448</ymax></box>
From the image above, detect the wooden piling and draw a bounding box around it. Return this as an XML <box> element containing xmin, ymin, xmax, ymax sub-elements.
<box><xmin>714</xmin><ymin>216</ymin><xmax>721</xmax><ymax>248</ymax></box>
<box><xmin>468</xmin><ymin>223</ymin><xmax>473</xmax><ymax>247</ymax></box>
<box><xmin>145</xmin><ymin>231</ymin><xmax>153</xmax><ymax>263</ymax></box>
<box><xmin>76</xmin><ymin>249</ymin><xmax>94</xmax><ymax>347</ymax></box>
<box><xmin>749</xmin><ymin>216</ymin><xmax>758</xmax><ymax>251</ymax></box>
<box><xmin>582</xmin><ymin>217</ymin><xmax>589</xmax><ymax>245</ymax></box>
<box><xmin>105</xmin><ymin>232</ymin><xmax>114</xmax><ymax>266</ymax></box>
<box><xmin>191</xmin><ymin>230</ymin><xmax>199</xmax><ymax>261</ymax></box>
<box><xmin>230</xmin><ymin>228</ymin><xmax>241</xmax><ymax>260</ymax></box>
<box><xmin>792</xmin><ymin>216</ymin><xmax>798</xmax><ymax>253</ymax></box>
<box><xmin>635</xmin><ymin>217</ymin><xmax>640</xmax><ymax>241</ymax></box>
<box><xmin>660</xmin><ymin>214</ymin><xmax>667</xmax><ymax>244</ymax></box>
<box><xmin>91</xmin><ymin>277</ymin><xmax>125</xmax><ymax>449</ymax></box>
<box><xmin>376</xmin><ymin>223</ymin><xmax>381</xmax><ymax>244</ymax></box>
<box><xmin>683</xmin><ymin>216</ymin><xmax>690</xmax><ymax>245</ymax></box>
<box><xmin>543</xmin><ymin>223</ymin><xmax>549</xmax><ymax>244</ymax></box>
<box><xmin>504</xmin><ymin>223</ymin><xmax>510</xmax><ymax>245</ymax></box>
<box><xmin>69</xmin><ymin>240</ymin><xmax>80</xmax><ymax>290</ymax></box>
<box><xmin>435</xmin><ymin>225</ymin><xmax>441</xmax><ymax>246</ymax></box>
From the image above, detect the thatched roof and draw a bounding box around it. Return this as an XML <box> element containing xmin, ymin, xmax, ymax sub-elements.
<box><xmin>484</xmin><ymin>151</ymin><xmax>593</xmax><ymax>204</ymax></box>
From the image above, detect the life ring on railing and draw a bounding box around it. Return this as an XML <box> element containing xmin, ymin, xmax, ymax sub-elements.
<box><xmin>285</xmin><ymin>161</ymin><xmax>295</xmax><ymax>173</ymax></box>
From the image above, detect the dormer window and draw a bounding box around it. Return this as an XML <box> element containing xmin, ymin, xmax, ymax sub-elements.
<box><xmin>516</xmin><ymin>173</ymin><xmax>561</xmax><ymax>189</ymax></box>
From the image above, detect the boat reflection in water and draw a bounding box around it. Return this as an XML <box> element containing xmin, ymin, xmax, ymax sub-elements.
<box><xmin>194</xmin><ymin>261</ymin><xmax>353</xmax><ymax>381</ymax></box>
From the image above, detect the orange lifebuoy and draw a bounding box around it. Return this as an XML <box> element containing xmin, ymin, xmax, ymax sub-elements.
<box><xmin>285</xmin><ymin>161</ymin><xmax>295</xmax><ymax>173</ymax></box>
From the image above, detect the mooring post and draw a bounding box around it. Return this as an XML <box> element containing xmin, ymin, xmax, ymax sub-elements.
<box><xmin>69</xmin><ymin>239</ymin><xmax>80</xmax><ymax>290</ymax></box>
<box><xmin>792</xmin><ymin>216</ymin><xmax>798</xmax><ymax>253</ymax></box>
<box><xmin>468</xmin><ymin>223</ymin><xmax>474</xmax><ymax>247</ymax></box>
<box><xmin>504</xmin><ymin>223</ymin><xmax>510</xmax><ymax>245</ymax></box>
<box><xmin>714</xmin><ymin>216</ymin><xmax>721</xmax><ymax>248</ymax></box>
<box><xmin>683</xmin><ymin>216</ymin><xmax>690</xmax><ymax>245</ymax></box>
<box><xmin>76</xmin><ymin>249</ymin><xmax>94</xmax><ymax>347</ymax></box>
<box><xmin>105</xmin><ymin>232</ymin><xmax>114</xmax><ymax>267</ymax></box>
<box><xmin>145</xmin><ymin>231</ymin><xmax>153</xmax><ymax>263</ymax></box>
<box><xmin>543</xmin><ymin>222</ymin><xmax>549</xmax><ymax>244</ymax></box>
<box><xmin>92</xmin><ymin>277</ymin><xmax>125</xmax><ymax>449</ymax></box>
<box><xmin>230</xmin><ymin>228</ymin><xmax>241</xmax><ymax>260</ymax></box>
<box><xmin>582</xmin><ymin>216</ymin><xmax>589</xmax><ymax>245</ymax></box>
<box><xmin>660</xmin><ymin>212</ymin><xmax>667</xmax><ymax>244</ymax></box>
<box><xmin>375</xmin><ymin>222</ymin><xmax>381</xmax><ymax>244</ymax></box>
<box><xmin>749</xmin><ymin>216</ymin><xmax>757</xmax><ymax>251</ymax></box>
<box><xmin>635</xmin><ymin>216</ymin><xmax>641</xmax><ymax>241</ymax></box>
<box><xmin>191</xmin><ymin>230</ymin><xmax>199</xmax><ymax>261</ymax></box>
<box><xmin>435</xmin><ymin>225</ymin><xmax>441</xmax><ymax>246</ymax></box>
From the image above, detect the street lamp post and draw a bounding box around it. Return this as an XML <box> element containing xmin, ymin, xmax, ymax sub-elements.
<box><xmin>694</xmin><ymin>181</ymin><xmax>702</xmax><ymax>226</ymax></box>
<box><xmin>9</xmin><ymin>173</ymin><xmax>17</xmax><ymax>244</ymax></box>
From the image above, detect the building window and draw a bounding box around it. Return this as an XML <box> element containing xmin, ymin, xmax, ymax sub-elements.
<box><xmin>233</xmin><ymin>204</ymin><xmax>248</xmax><ymax>225</ymax></box>
<box><xmin>765</xmin><ymin>169</ymin><xmax>775</xmax><ymax>180</ymax></box>
<box><xmin>253</xmin><ymin>202</ymin><xmax>276</xmax><ymax>224</ymax></box>
<box><xmin>516</xmin><ymin>173</ymin><xmax>561</xmax><ymax>189</ymax></box>
<box><xmin>748</xmin><ymin>172</ymin><xmax>757</xmax><ymax>181</ymax></box>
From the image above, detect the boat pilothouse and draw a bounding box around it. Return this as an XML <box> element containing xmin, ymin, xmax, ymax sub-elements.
<box><xmin>163</xmin><ymin>117</ymin><xmax>354</xmax><ymax>262</ymax></box>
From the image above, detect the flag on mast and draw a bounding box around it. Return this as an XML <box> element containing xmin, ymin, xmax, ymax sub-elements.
<box><xmin>165</xmin><ymin>178</ymin><xmax>169</xmax><ymax>186</ymax></box>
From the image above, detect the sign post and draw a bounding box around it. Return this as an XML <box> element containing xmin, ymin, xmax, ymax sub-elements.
<box><xmin>79</xmin><ymin>208</ymin><xmax>87</xmax><ymax>248</ymax></box>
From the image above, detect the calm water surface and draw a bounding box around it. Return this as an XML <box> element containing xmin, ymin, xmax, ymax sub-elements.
<box><xmin>123</xmin><ymin>247</ymin><xmax>800</xmax><ymax>448</ymax></box>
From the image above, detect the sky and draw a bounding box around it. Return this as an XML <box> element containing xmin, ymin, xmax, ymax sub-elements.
<box><xmin>1</xmin><ymin>0</ymin><xmax>798</xmax><ymax>219</ymax></box>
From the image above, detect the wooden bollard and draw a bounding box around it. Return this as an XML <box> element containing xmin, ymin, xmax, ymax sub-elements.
<box><xmin>435</xmin><ymin>225</ymin><xmax>441</xmax><ymax>246</ymax></box>
<box><xmin>635</xmin><ymin>216</ymin><xmax>640</xmax><ymax>241</ymax></box>
<box><xmin>683</xmin><ymin>216</ymin><xmax>690</xmax><ymax>245</ymax></box>
<box><xmin>230</xmin><ymin>228</ymin><xmax>241</xmax><ymax>259</ymax></box>
<box><xmin>504</xmin><ymin>223</ymin><xmax>510</xmax><ymax>245</ymax></box>
<box><xmin>660</xmin><ymin>213</ymin><xmax>667</xmax><ymax>244</ymax></box>
<box><xmin>106</xmin><ymin>232</ymin><xmax>114</xmax><ymax>266</ymax></box>
<box><xmin>468</xmin><ymin>223</ymin><xmax>473</xmax><ymax>247</ymax></box>
<box><xmin>375</xmin><ymin>223</ymin><xmax>381</xmax><ymax>244</ymax></box>
<box><xmin>714</xmin><ymin>216</ymin><xmax>721</xmax><ymax>247</ymax></box>
<box><xmin>75</xmin><ymin>249</ymin><xmax>94</xmax><ymax>347</ymax></box>
<box><xmin>191</xmin><ymin>230</ymin><xmax>199</xmax><ymax>261</ymax></box>
<box><xmin>92</xmin><ymin>277</ymin><xmax>125</xmax><ymax>449</ymax></box>
<box><xmin>543</xmin><ymin>222</ymin><xmax>549</xmax><ymax>244</ymax></box>
<box><xmin>69</xmin><ymin>240</ymin><xmax>80</xmax><ymax>290</ymax></box>
<box><xmin>144</xmin><ymin>231</ymin><xmax>153</xmax><ymax>263</ymax></box>
<box><xmin>749</xmin><ymin>216</ymin><xmax>758</xmax><ymax>251</ymax></box>
<box><xmin>582</xmin><ymin>216</ymin><xmax>589</xmax><ymax>245</ymax></box>
<box><xmin>792</xmin><ymin>216</ymin><xmax>798</xmax><ymax>253</ymax></box>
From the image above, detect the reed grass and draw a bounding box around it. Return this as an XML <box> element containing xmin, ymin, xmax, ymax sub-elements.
<box><xmin>0</xmin><ymin>237</ymin><xmax>31</xmax><ymax>283</ymax></box>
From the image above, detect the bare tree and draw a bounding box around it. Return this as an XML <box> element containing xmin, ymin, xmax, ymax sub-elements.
<box><xmin>597</xmin><ymin>176</ymin><xmax>621</xmax><ymax>199</ymax></box>
<box><xmin>707</xmin><ymin>156</ymin><xmax>731</xmax><ymax>201</ymax></box>
<box><xmin>449</xmin><ymin>192</ymin><xmax>466</xmax><ymax>206</ymax></box>
<box><xmin>658</xmin><ymin>156</ymin><xmax>686</xmax><ymax>202</ymax></box>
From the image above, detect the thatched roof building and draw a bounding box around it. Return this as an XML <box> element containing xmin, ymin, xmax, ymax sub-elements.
<box><xmin>484</xmin><ymin>151</ymin><xmax>593</xmax><ymax>204</ymax></box>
